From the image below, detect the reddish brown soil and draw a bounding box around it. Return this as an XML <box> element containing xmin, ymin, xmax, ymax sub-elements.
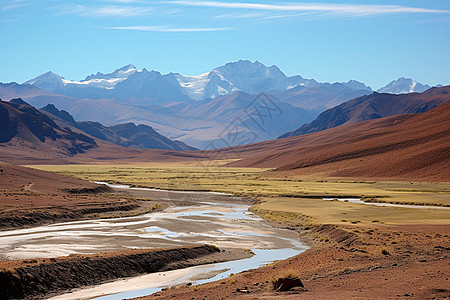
<box><xmin>135</xmin><ymin>224</ymin><xmax>450</xmax><ymax>300</ymax></box>
<box><xmin>0</xmin><ymin>162</ymin><xmax>140</xmax><ymax>229</ymax></box>
<box><xmin>223</xmin><ymin>101</ymin><xmax>450</xmax><ymax>182</ymax></box>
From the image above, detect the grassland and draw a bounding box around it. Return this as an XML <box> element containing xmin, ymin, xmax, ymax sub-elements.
<box><xmin>29</xmin><ymin>163</ymin><xmax>450</xmax><ymax>226</ymax></box>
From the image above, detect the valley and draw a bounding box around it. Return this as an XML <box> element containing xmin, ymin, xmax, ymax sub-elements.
<box><xmin>2</xmin><ymin>0</ymin><xmax>450</xmax><ymax>298</ymax></box>
<box><xmin>16</xmin><ymin>163</ymin><xmax>450</xmax><ymax>299</ymax></box>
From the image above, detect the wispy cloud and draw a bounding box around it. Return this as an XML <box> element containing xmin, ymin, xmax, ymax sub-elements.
<box><xmin>169</xmin><ymin>1</ymin><xmax>450</xmax><ymax>17</ymax></box>
<box><xmin>214</xmin><ymin>12</ymin><xmax>268</xmax><ymax>19</ymax></box>
<box><xmin>54</xmin><ymin>4</ymin><xmax>153</xmax><ymax>18</ymax></box>
<box><xmin>1</xmin><ymin>0</ymin><xmax>30</xmax><ymax>12</ymax></box>
<box><xmin>105</xmin><ymin>0</ymin><xmax>144</xmax><ymax>3</ymax></box>
<box><xmin>107</xmin><ymin>25</ymin><xmax>231</xmax><ymax>32</ymax></box>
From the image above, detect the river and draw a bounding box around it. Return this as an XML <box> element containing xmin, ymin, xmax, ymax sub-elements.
<box><xmin>0</xmin><ymin>183</ymin><xmax>308</xmax><ymax>300</ymax></box>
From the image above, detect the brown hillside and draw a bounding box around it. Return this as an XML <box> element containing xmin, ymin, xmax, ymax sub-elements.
<box><xmin>225</xmin><ymin>101</ymin><xmax>450</xmax><ymax>181</ymax></box>
<box><xmin>281</xmin><ymin>85</ymin><xmax>450</xmax><ymax>138</ymax></box>
<box><xmin>0</xmin><ymin>162</ymin><xmax>140</xmax><ymax>229</ymax></box>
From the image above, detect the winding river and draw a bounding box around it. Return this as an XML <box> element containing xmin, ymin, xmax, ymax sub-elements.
<box><xmin>0</xmin><ymin>183</ymin><xmax>308</xmax><ymax>300</ymax></box>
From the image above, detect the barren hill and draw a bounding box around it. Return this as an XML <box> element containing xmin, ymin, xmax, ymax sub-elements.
<box><xmin>225</xmin><ymin>101</ymin><xmax>450</xmax><ymax>181</ymax></box>
<box><xmin>280</xmin><ymin>86</ymin><xmax>450</xmax><ymax>138</ymax></box>
<box><xmin>0</xmin><ymin>99</ymin><xmax>97</xmax><ymax>156</ymax></box>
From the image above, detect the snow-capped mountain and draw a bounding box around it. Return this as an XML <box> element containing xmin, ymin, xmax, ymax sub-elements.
<box><xmin>377</xmin><ymin>78</ymin><xmax>431</xmax><ymax>94</ymax></box>
<box><xmin>24</xmin><ymin>71</ymin><xmax>66</xmax><ymax>92</ymax></box>
<box><xmin>175</xmin><ymin>71</ymin><xmax>236</xmax><ymax>101</ymax></box>
<box><xmin>23</xmin><ymin>60</ymin><xmax>370</xmax><ymax>103</ymax></box>
<box><xmin>175</xmin><ymin>60</ymin><xmax>320</xmax><ymax>100</ymax></box>
<box><xmin>24</xmin><ymin>65</ymin><xmax>141</xmax><ymax>96</ymax></box>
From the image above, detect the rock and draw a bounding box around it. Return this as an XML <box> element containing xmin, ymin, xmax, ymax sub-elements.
<box><xmin>274</xmin><ymin>277</ymin><xmax>304</xmax><ymax>291</ymax></box>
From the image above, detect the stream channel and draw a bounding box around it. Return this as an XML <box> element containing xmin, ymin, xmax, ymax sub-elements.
<box><xmin>0</xmin><ymin>182</ymin><xmax>308</xmax><ymax>299</ymax></box>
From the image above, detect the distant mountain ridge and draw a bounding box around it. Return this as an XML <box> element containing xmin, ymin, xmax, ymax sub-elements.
<box><xmin>280</xmin><ymin>86</ymin><xmax>450</xmax><ymax>138</ymax></box>
<box><xmin>40</xmin><ymin>104</ymin><xmax>195</xmax><ymax>151</ymax></box>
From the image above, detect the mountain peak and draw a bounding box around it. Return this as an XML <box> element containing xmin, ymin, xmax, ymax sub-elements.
<box><xmin>33</xmin><ymin>71</ymin><xmax>64</xmax><ymax>80</ymax></box>
<box><xmin>118</xmin><ymin>64</ymin><xmax>136</xmax><ymax>71</ymax></box>
<box><xmin>378</xmin><ymin>77</ymin><xmax>430</xmax><ymax>94</ymax></box>
<box><xmin>83</xmin><ymin>64</ymin><xmax>138</xmax><ymax>81</ymax></box>
<box><xmin>342</xmin><ymin>80</ymin><xmax>372</xmax><ymax>92</ymax></box>
<box><xmin>23</xmin><ymin>71</ymin><xmax>65</xmax><ymax>91</ymax></box>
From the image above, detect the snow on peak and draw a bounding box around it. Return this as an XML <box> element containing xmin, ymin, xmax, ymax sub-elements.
<box><xmin>83</xmin><ymin>64</ymin><xmax>139</xmax><ymax>82</ymax></box>
<box><xmin>23</xmin><ymin>71</ymin><xmax>65</xmax><ymax>90</ymax></box>
<box><xmin>377</xmin><ymin>78</ymin><xmax>430</xmax><ymax>94</ymax></box>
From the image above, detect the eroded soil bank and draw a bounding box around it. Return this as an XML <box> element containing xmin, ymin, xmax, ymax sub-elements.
<box><xmin>0</xmin><ymin>245</ymin><xmax>252</xmax><ymax>300</ymax></box>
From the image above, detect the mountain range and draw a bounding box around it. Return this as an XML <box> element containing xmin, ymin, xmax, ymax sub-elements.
<box><xmin>1</xmin><ymin>85</ymin><xmax>449</xmax><ymax>180</ymax></box>
<box><xmin>1</xmin><ymin>60</ymin><xmax>443</xmax><ymax>149</ymax></box>
<box><xmin>22</xmin><ymin>61</ymin><xmax>435</xmax><ymax>104</ymax></box>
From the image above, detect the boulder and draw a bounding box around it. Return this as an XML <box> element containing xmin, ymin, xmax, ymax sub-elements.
<box><xmin>274</xmin><ymin>277</ymin><xmax>304</xmax><ymax>291</ymax></box>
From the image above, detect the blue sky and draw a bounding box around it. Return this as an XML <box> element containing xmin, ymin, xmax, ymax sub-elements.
<box><xmin>1</xmin><ymin>0</ymin><xmax>449</xmax><ymax>89</ymax></box>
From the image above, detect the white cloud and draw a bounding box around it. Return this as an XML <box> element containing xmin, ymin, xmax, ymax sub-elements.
<box><xmin>107</xmin><ymin>25</ymin><xmax>231</xmax><ymax>32</ymax></box>
<box><xmin>106</xmin><ymin>0</ymin><xmax>143</xmax><ymax>3</ymax></box>
<box><xmin>54</xmin><ymin>4</ymin><xmax>153</xmax><ymax>18</ymax></box>
<box><xmin>169</xmin><ymin>1</ymin><xmax>450</xmax><ymax>16</ymax></box>
<box><xmin>214</xmin><ymin>12</ymin><xmax>268</xmax><ymax>19</ymax></box>
<box><xmin>1</xmin><ymin>0</ymin><xmax>30</xmax><ymax>12</ymax></box>
<box><xmin>89</xmin><ymin>6</ymin><xmax>152</xmax><ymax>17</ymax></box>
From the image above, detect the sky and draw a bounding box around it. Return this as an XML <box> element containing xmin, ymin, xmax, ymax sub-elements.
<box><xmin>1</xmin><ymin>0</ymin><xmax>449</xmax><ymax>89</ymax></box>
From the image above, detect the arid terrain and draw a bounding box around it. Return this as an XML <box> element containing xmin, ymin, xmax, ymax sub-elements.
<box><xmin>0</xmin><ymin>92</ymin><xmax>449</xmax><ymax>299</ymax></box>
<box><xmin>26</xmin><ymin>163</ymin><xmax>450</xmax><ymax>299</ymax></box>
<box><xmin>0</xmin><ymin>162</ymin><xmax>149</xmax><ymax>230</ymax></box>
<box><xmin>134</xmin><ymin>224</ymin><xmax>449</xmax><ymax>300</ymax></box>
<box><xmin>2</xmin><ymin>2</ymin><xmax>450</xmax><ymax>297</ymax></box>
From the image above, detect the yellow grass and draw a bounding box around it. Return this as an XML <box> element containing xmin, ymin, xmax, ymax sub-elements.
<box><xmin>28</xmin><ymin>164</ymin><xmax>450</xmax><ymax>225</ymax></box>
